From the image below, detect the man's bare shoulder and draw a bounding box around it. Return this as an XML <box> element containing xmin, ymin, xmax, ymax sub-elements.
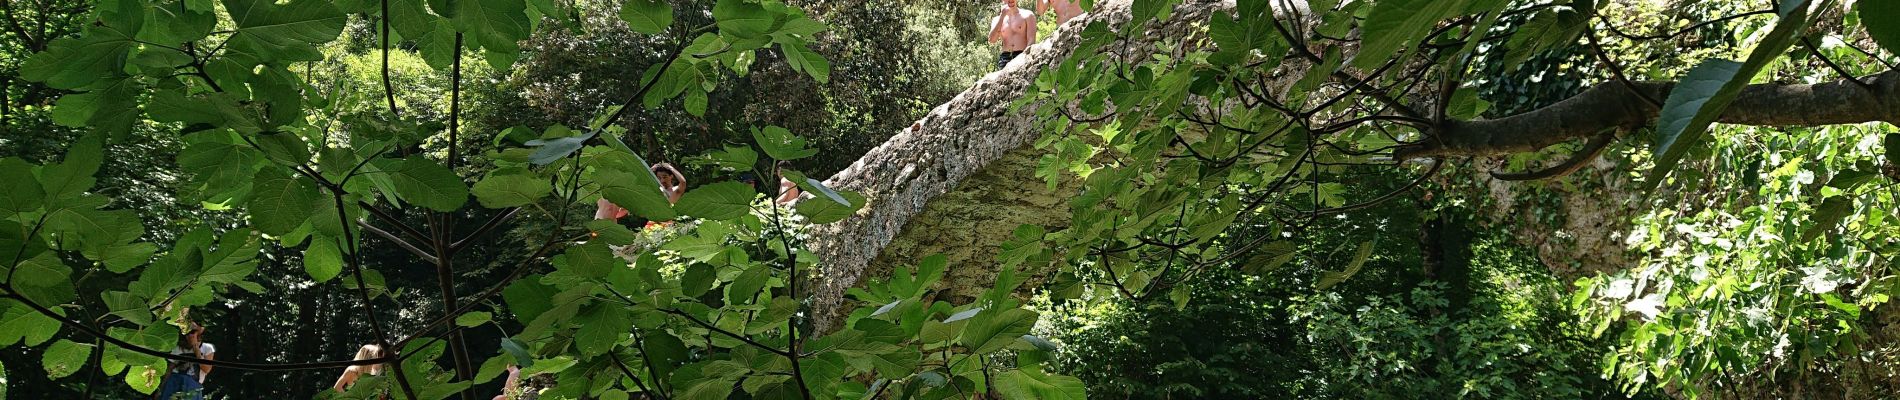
<box><xmin>1015</xmin><ymin>9</ymin><xmax>1036</xmax><ymax>19</ymax></box>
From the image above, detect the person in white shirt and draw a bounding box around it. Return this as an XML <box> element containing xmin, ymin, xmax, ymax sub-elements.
<box><xmin>156</xmin><ymin>322</ymin><xmax>214</xmax><ymax>400</ymax></box>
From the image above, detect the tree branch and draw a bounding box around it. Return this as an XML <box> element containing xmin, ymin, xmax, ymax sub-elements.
<box><xmin>1489</xmin><ymin>131</ymin><xmax>1617</xmax><ymax>181</ymax></box>
<box><xmin>1396</xmin><ymin>70</ymin><xmax>1900</xmax><ymax>160</ymax></box>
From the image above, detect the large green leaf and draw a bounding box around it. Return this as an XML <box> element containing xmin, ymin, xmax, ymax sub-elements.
<box><xmin>957</xmin><ymin>308</ymin><xmax>1038</xmax><ymax>355</ymax></box>
<box><xmin>994</xmin><ymin>368</ymin><xmax>1086</xmax><ymax>400</ymax></box>
<box><xmin>0</xmin><ymin>301</ymin><xmax>63</xmax><ymax>347</ymax></box>
<box><xmin>778</xmin><ymin>41</ymin><xmax>830</xmax><ymax>83</ymax></box>
<box><xmin>379</xmin><ymin>157</ymin><xmax>469</xmax><ymax>211</ymax></box>
<box><xmin>248</xmin><ymin>170</ymin><xmax>320</xmax><ymax>235</ymax></box>
<box><xmin>0</xmin><ymin>158</ymin><xmax>44</xmax><ymax>214</ymax></box>
<box><xmin>574</xmin><ymin>303</ymin><xmax>632</xmax><ymax>356</ymax></box>
<box><xmin>673</xmin><ymin>181</ymin><xmax>756</xmax><ymax>220</ymax></box>
<box><xmin>620</xmin><ymin>0</ymin><xmax>673</xmax><ymax>34</ymax></box>
<box><xmin>18</xmin><ymin>26</ymin><xmax>135</xmax><ymax>90</ymax></box>
<box><xmin>779</xmin><ymin>170</ymin><xmax>848</xmax><ymax>206</ymax></box>
<box><xmin>793</xmin><ymin>189</ymin><xmax>865</xmax><ymax>224</ymax></box>
<box><xmin>597</xmin><ymin>172</ymin><xmax>675</xmax><ymax>221</ymax></box>
<box><xmin>141</xmin><ymin>1</ymin><xmax>217</xmax><ymax>45</ymax></box>
<box><xmin>557</xmin><ymin>242</ymin><xmax>620</xmax><ymax>280</ymax></box>
<box><xmin>452</xmin><ymin>0</ymin><xmax>532</xmax><ymax>55</ymax></box>
<box><xmin>304</xmin><ymin>237</ymin><xmax>344</xmax><ymax>283</ymax></box>
<box><xmin>223</xmin><ymin>0</ymin><xmax>348</xmax><ymax>61</ymax></box>
<box><xmin>40</xmin><ymin>339</ymin><xmax>93</xmax><ymax>379</ymax></box>
<box><xmin>1648</xmin><ymin>1</ymin><xmax>1819</xmax><ymax>187</ymax></box>
<box><xmin>725</xmin><ymin>264</ymin><xmax>770</xmax><ymax>305</ymax></box>
<box><xmin>471</xmin><ymin>173</ymin><xmax>551</xmax><ymax>208</ymax></box>
<box><xmin>100</xmin><ymin>291</ymin><xmax>153</xmax><ymax>326</ymax></box>
<box><xmin>1860</xmin><ymin>0</ymin><xmax>1900</xmax><ymax>54</ymax></box>
<box><xmin>524</xmin><ymin>131</ymin><xmax>596</xmax><ymax>165</ymax></box>
<box><xmin>713</xmin><ymin>0</ymin><xmax>775</xmax><ymax>41</ymax></box>
<box><xmin>1354</xmin><ymin>0</ymin><xmax>1469</xmax><ymax>70</ymax></box>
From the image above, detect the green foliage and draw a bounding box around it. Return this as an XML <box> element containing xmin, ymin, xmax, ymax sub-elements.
<box><xmin>0</xmin><ymin>0</ymin><xmax>1084</xmax><ymax>397</ymax></box>
<box><xmin>1647</xmin><ymin>1</ymin><xmax>1822</xmax><ymax>188</ymax></box>
<box><xmin>1577</xmin><ymin>122</ymin><xmax>1900</xmax><ymax>397</ymax></box>
<box><xmin>1022</xmin><ymin>0</ymin><xmax>1899</xmax><ymax>396</ymax></box>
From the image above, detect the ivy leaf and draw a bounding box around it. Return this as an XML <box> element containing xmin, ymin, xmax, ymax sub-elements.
<box><xmin>41</xmin><ymin>339</ymin><xmax>93</xmax><ymax>379</ymax></box>
<box><xmin>1648</xmin><ymin>3</ymin><xmax>1816</xmax><ymax>188</ymax></box>
<box><xmin>620</xmin><ymin>0</ymin><xmax>673</xmax><ymax>34</ymax></box>
<box><xmin>248</xmin><ymin>170</ymin><xmax>320</xmax><ymax>236</ymax></box>
<box><xmin>222</xmin><ymin>0</ymin><xmax>348</xmax><ymax>62</ymax></box>
<box><xmin>379</xmin><ymin>157</ymin><xmax>469</xmax><ymax>212</ymax></box>
<box><xmin>674</xmin><ymin>181</ymin><xmax>756</xmax><ymax>220</ymax></box>
<box><xmin>472</xmin><ymin>173</ymin><xmax>551</xmax><ymax>208</ymax></box>
<box><xmin>957</xmin><ymin>308</ymin><xmax>1039</xmax><ymax>355</ymax></box>
<box><xmin>304</xmin><ymin>238</ymin><xmax>344</xmax><ymax>283</ymax></box>
<box><xmin>751</xmin><ymin>126</ymin><xmax>816</xmax><ymax>161</ymax></box>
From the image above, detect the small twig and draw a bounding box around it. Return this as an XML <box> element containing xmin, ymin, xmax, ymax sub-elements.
<box><xmin>1490</xmin><ymin>131</ymin><xmax>1617</xmax><ymax>181</ymax></box>
<box><xmin>1601</xmin><ymin>9</ymin><xmax>1774</xmax><ymax>42</ymax></box>
<box><xmin>1803</xmin><ymin>36</ymin><xmax>1870</xmax><ymax>89</ymax></box>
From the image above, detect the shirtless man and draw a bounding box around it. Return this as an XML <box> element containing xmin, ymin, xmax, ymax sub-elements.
<box><xmin>987</xmin><ymin>0</ymin><xmax>1036</xmax><ymax>69</ymax></box>
<box><xmin>1037</xmin><ymin>0</ymin><xmax>1084</xmax><ymax>25</ymax></box>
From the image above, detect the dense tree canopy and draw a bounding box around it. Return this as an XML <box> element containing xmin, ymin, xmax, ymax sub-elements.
<box><xmin>0</xmin><ymin>0</ymin><xmax>1898</xmax><ymax>399</ymax></box>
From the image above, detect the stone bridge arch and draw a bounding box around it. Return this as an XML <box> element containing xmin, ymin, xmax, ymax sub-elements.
<box><xmin>805</xmin><ymin>0</ymin><xmax>1233</xmax><ymax>329</ymax></box>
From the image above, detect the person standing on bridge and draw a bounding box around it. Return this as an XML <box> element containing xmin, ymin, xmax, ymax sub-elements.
<box><xmin>987</xmin><ymin>0</ymin><xmax>1037</xmax><ymax>70</ymax></box>
<box><xmin>1037</xmin><ymin>0</ymin><xmax>1083</xmax><ymax>25</ymax></box>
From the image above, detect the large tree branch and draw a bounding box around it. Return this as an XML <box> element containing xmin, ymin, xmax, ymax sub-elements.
<box><xmin>1397</xmin><ymin>70</ymin><xmax>1900</xmax><ymax>160</ymax></box>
